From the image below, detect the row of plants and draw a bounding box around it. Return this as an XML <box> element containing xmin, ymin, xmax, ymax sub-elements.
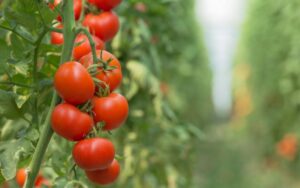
<box><xmin>218</xmin><ymin>0</ymin><xmax>300</xmax><ymax>187</ymax></box>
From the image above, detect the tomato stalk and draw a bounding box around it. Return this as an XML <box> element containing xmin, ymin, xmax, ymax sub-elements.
<box><xmin>32</xmin><ymin>28</ymin><xmax>49</xmax><ymax>128</ymax></box>
<box><xmin>24</xmin><ymin>0</ymin><xmax>77</xmax><ymax>187</ymax></box>
<box><xmin>76</xmin><ymin>27</ymin><xmax>99</xmax><ymax>64</ymax></box>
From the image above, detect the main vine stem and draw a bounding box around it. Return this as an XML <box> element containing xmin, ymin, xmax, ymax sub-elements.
<box><xmin>24</xmin><ymin>0</ymin><xmax>76</xmax><ymax>187</ymax></box>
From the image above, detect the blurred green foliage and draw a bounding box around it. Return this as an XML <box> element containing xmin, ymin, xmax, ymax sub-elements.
<box><xmin>243</xmin><ymin>0</ymin><xmax>300</xmax><ymax>139</ymax></box>
<box><xmin>195</xmin><ymin>0</ymin><xmax>300</xmax><ymax>187</ymax></box>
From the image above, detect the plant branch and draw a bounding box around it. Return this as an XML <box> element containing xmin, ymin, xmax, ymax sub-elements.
<box><xmin>24</xmin><ymin>0</ymin><xmax>76</xmax><ymax>187</ymax></box>
<box><xmin>32</xmin><ymin>29</ymin><xmax>48</xmax><ymax>128</ymax></box>
<box><xmin>76</xmin><ymin>27</ymin><xmax>98</xmax><ymax>64</ymax></box>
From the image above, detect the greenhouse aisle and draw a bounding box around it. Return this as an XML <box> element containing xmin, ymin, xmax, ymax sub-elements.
<box><xmin>196</xmin><ymin>0</ymin><xmax>246</xmax><ymax>118</ymax></box>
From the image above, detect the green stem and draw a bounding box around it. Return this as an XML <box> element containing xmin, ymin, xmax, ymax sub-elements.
<box><xmin>78</xmin><ymin>0</ymin><xmax>86</xmax><ymax>24</ymax></box>
<box><xmin>0</xmin><ymin>25</ymin><xmax>34</xmax><ymax>45</ymax></box>
<box><xmin>76</xmin><ymin>28</ymin><xmax>98</xmax><ymax>64</ymax></box>
<box><xmin>61</xmin><ymin>0</ymin><xmax>76</xmax><ymax>63</ymax></box>
<box><xmin>24</xmin><ymin>93</ymin><xmax>58</xmax><ymax>188</ymax></box>
<box><xmin>24</xmin><ymin>0</ymin><xmax>76</xmax><ymax>187</ymax></box>
<box><xmin>32</xmin><ymin>29</ymin><xmax>48</xmax><ymax>127</ymax></box>
<box><xmin>47</xmin><ymin>26</ymin><xmax>63</xmax><ymax>33</ymax></box>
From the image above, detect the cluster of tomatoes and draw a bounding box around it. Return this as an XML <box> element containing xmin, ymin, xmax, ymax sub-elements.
<box><xmin>50</xmin><ymin>0</ymin><xmax>126</xmax><ymax>186</ymax></box>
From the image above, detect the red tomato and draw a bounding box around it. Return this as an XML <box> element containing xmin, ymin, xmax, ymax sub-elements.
<box><xmin>83</xmin><ymin>12</ymin><xmax>119</xmax><ymax>41</ymax></box>
<box><xmin>50</xmin><ymin>0</ymin><xmax>82</xmax><ymax>21</ymax></box>
<box><xmin>73</xmin><ymin>34</ymin><xmax>105</xmax><ymax>60</ymax></box>
<box><xmin>85</xmin><ymin>159</ymin><xmax>120</xmax><ymax>185</ymax></box>
<box><xmin>16</xmin><ymin>168</ymin><xmax>26</xmax><ymax>187</ymax></box>
<box><xmin>87</xmin><ymin>0</ymin><xmax>122</xmax><ymax>11</ymax></box>
<box><xmin>51</xmin><ymin>103</ymin><xmax>93</xmax><ymax>141</ymax></box>
<box><xmin>50</xmin><ymin>24</ymin><xmax>64</xmax><ymax>45</ymax></box>
<box><xmin>16</xmin><ymin>169</ymin><xmax>49</xmax><ymax>188</ymax></box>
<box><xmin>72</xmin><ymin>138</ymin><xmax>115</xmax><ymax>170</ymax></box>
<box><xmin>80</xmin><ymin>50</ymin><xmax>122</xmax><ymax>92</ymax></box>
<box><xmin>92</xmin><ymin>93</ymin><xmax>128</xmax><ymax>130</ymax></box>
<box><xmin>35</xmin><ymin>176</ymin><xmax>51</xmax><ymax>188</ymax></box>
<box><xmin>54</xmin><ymin>61</ymin><xmax>95</xmax><ymax>105</ymax></box>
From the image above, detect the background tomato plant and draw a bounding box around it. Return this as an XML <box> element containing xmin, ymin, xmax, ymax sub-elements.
<box><xmin>0</xmin><ymin>0</ymin><xmax>212</xmax><ymax>187</ymax></box>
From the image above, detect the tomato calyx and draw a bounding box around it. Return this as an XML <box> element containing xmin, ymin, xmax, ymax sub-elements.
<box><xmin>86</xmin><ymin>3</ymin><xmax>102</xmax><ymax>15</ymax></box>
<box><xmin>78</xmin><ymin>99</ymin><xmax>93</xmax><ymax>115</ymax></box>
<box><xmin>92</xmin><ymin>77</ymin><xmax>111</xmax><ymax>97</ymax></box>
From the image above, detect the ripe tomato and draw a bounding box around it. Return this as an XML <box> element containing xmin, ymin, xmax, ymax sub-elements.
<box><xmin>72</xmin><ymin>138</ymin><xmax>115</xmax><ymax>170</ymax></box>
<box><xmin>50</xmin><ymin>24</ymin><xmax>64</xmax><ymax>45</ymax></box>
<box><xmin>16</xmin><ymin>168</ymin><xmax>26</xmax><ymax>187</ymax></box>
<box><xmin>16</xmin><ymin>168</ymin><xmax>49</xmax><ymax>188</ymax></box>
<box><xmin>73</xmin><ymin>34</ymin><xmax>105</xmax><ymax>60</ymax></box>
<box><xmin>35</xmin><ymin>176</ymin><xmax>51</xmax><ymax>188</ymax></box>
<box><xmin>51</xmin><ymin>103</ymin><xmax>93</xmax><ymax>141</ymax></box>
<box><xmin>92</xmin><ymin>93</ymin><xmax>128</xmax><ymax>130</ymax></box>
<box><xmin>80</xmin><ymin>50</ymin><xmax>122</xmax><ymax>92</ymax></box>
<box><xmin>85</xmin><ymin>159</ymin><xmax>120</xmax><ymax>185</ymax></box>
<box><xmin>50</xmin><ymin>0</ymin><xmax>82</xmax><ymax>21</ymax></box>
<box><xmin>54</xmin><ymin>61</ymin><xmax>95</xmax><ymax>105</ymax></box>
<box><xmin>83</xmin><ymin>12</ymin><xmax>119</xmax><ymax>41</ymax></box>
<box><xmin>87</xmin><ymin>0</ymin><xmax>122</xmax><ymax>11</ymax></box>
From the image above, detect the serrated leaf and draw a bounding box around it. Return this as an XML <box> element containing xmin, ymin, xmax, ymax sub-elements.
<box><xmin>0</xmin><ymin>89</ymin><xmax>22</xmax><ymax>119</ymax></box>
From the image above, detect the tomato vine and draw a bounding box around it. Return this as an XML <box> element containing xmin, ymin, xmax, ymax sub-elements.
<box><xmin>24</xmin><ymin>0</ymin><xmax>77</xmax><ymax>187</ymax></box>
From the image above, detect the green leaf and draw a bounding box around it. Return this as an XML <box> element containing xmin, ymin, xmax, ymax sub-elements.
<box><xmin>10</xmin><ymin>34</ymin><xmax>32</xmax><ymax>59</ymax></box>
<box><xmin>0</xmin><ymin>89</ymin><xmax>22</xmax><ymax>119</ymax></box>
<box><xmin>0</xmin><ymin>39</ymin><xmax>10</xmax><ymax>65</ymax></box>
<box><xmin>3</xmin><ymin>0</ymin><xmax>39</xmax><ymax>31</ymax></box>
<box><xmin>0</xmin><ymin>138</ymin><xmax>35</xmax><ymax>180</ymax></box>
